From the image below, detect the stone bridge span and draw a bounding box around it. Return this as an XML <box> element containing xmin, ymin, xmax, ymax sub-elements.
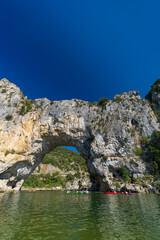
<box><xmin>0</xmin><ymin>79</ymin><xmax>159</xmax><ymax>191</ymax></box>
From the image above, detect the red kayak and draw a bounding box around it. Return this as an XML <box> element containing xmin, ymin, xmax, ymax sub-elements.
<box><xmin>104</xmin><ymin>192</ymin><xmax>118</xmax><ymax>194</ymax></box>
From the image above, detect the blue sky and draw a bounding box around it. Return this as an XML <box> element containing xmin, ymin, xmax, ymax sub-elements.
<box><xmin>0</xmin><ymin>1</ymin><xmax>160</xmax><ymax>103</ymax></box>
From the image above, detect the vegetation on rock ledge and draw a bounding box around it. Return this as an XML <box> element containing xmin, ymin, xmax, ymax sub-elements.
<box><xmin>142</xmin><ymin>131</ymin><xmax>160</xmax><ymax>175</ymax></box>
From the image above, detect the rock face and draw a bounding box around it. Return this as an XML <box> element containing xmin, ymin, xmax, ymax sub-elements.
<box><xmin>0</xmin><ymin>78</ymin><xmax>159</xmax><ymax>191</ymax></box>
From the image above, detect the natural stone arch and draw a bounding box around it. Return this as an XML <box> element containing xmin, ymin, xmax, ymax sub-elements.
<box><xmin>0</xmin><ymin>111</ymin><xmax>95</xmax><ymax>191</ymax></box>
<box><xmin>0</xmin><ymin>78</ymin><xmax>159</xmax><ymax>192</ymax></box>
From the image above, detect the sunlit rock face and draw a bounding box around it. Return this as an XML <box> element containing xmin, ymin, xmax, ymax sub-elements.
<box><xmin>0</xmin><ymin>78</ymin><xmax>159</xmax><ymax>191</ymax></box>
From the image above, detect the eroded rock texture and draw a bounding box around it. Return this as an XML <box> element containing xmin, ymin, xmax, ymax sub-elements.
<box><xmin>0</xmin><ymin>78</ymin><xmax>159</xmax><ymax>191</ymax></box>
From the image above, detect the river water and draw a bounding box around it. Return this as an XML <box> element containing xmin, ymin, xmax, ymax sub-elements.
<box><xmin>0</xmin><ymin>191</ymin><xmax>160</xmax><ymax>240</ymax></box>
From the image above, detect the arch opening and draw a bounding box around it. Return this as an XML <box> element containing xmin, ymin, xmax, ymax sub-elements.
<box><xmin>22</xmin><ymin>145</ymin><xmax>92</xmax><ymax>190</ymax></box>
<box><xmin>0</xmin><ymin>126</ymin><xmax>99</xmax><ymax>192</ymax></box>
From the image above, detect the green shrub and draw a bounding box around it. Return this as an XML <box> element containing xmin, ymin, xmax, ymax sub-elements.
<box><xmin>101</xmin><ymin>155</ymin><xmax>108</xmax><ymax>162</ymax></box>
<box><xmin>151</xmin><ymin>161</ymin><xmax>159</xmax><ymax>175</ymax></box>
<box><xmin>123</xmin><ymin>117</ymin><xmax>128</xmax><ymax>123</ymax></box>
<box><xmin>2</xmin><ymin>89</ymin><xmax>6</xmax><ymax>93</ymax></box>
<box><xmin>132</xmin><ymin>146</ymin><xmax>143</xmax><ymax>156</ymax></box>
<box><xmin>116</xmin><ymin>181</ymin><xmax>121</xmax><ymax>188</ymax></box>
<box><xmin>78</xmin><ymin>180</ymin><xmax>82</xmax><ymax>189</ymax></box>
<box><xmin>132</xmin><ymin>177</ymin><xmax>138</xmax><ymax>183</ymax></box>
<box><xmin>145</xmin><ymin>79</ymin><xmax>160</xmax><ymax>121</ymax></box>
<box><xmin>5</xmin><ymin>114</ymin><xmax>13</xmax><ymax>121</ymax></box>
<box><xmin>19</xmin><ymin>105</ymin><xmax>25</xmax><ymax>115</ymax></box>
<box><xmin>141</xmin><ymin>183</ymin><xmax>148</xmax><ymax>188</ymax></box>
<box><xmin>90</xmin><ymin>155</ymin><xmax>94</xmax><ymax>161</ymax></box>
<box><xmin>119</xmin><ymin>166</ymin><xmax>131</xmax><ymax>182</ymax></box>
<box><xmin>14</xmin><ymin>103</ymin><xmax>18</xmax><ymax>107</ymax></box>
<box><xmin>36</xmin><ymin>166</ymin><xmax>40</xmax><ymax>173</ymax></box>
<box><xmin>5</xmin><ymin>150</ymin><xmax>10</xmax><ymax>156</ymax></box>
<box><xmin>143</xmin><ymin>131</ymin><xmax>160</xmax><ymax>175</ymax></box>
<box><xmin>98</xmin><ymin>98</ymin><xmax>109</xmax><ymax>108</ymax></box>
<box><xmin>19</xmin><ymin>99</ymin><xmax>36</xmax><ymax>115</ymax></box>
<box><xmin>74</xmin><ymin>172</ymin><xmax>81</xmax><ymax>179</ymax></box>
<box><xmin>145</xmin><ymin>79</ymin><xmax>160</xmax><ymax>102</ymax></box>
<box><xmin>119</xmin><ymin>138</ymin><xmax>125</xmax><ymax>147</ymax></box>
<box><xmin>155</xmin><ymin>181</ymin><xmax>160</xmax><ymax>190</ymax></box>
<box><xmin>141</xmin><ymin>136</ymin><xmax>150</xmax><ymax>146</ymax></box>
<box><xmin>89</xmin><ymin>102</ymin><xmax>97</xmax><ymax>107</ymax></box>
<box><xmin>66</xmin><ymin>174</ymin><xmax>75</xmax><ymax>182</ymax></box>
<box><xmin>23</xmin><ymin>173</ymin><xmax>66</xmax><ymax>188</ymax></box>
<box><xmin>143</xmin><ymin>174</ymin><xmax>153</xmax><ymax>183</ymax></box>
<box><xmin>114</xmin><ymin>96</ymin><xmax>123</xmax><ymax>102</ymax></box>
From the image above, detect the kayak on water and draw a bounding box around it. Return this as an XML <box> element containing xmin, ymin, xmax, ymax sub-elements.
<box><xmin>104</xmin><ymin>192</ymin><xmax>118</xmax><ymax>194</ymax></box>
<box><xmin>121</xmin><ymin>192</ymin><xmax>135</xmax><ymax>195</ymax></box>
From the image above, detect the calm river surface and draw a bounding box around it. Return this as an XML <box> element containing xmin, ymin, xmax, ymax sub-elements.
<box><xmin>0</xmin><ymin>191</ymin><xmax>160</xmax><ymax>240</ymax></box>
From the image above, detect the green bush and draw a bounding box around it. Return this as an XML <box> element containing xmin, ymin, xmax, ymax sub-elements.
<box><xmin>143</xmin><ymin>131</ymin><xmax>160</xmax><ymax>175</ymax></box>
<box><xmin>132</xmin><ymin>177</ymin><xmax>138</xmax><ymax>183</ymax></box>
<box><xmin>132</xmin><ymin>146</ymin><xmax>143</xmax><ymax>156</ymax></box>
<box><xmin>119</xmin><ymin>166</ymin><xmax>131</xmax><ymax>182</ymax></box>
<box><xmin>90</xmin><ymin>155</ymin><xmax>94</xmax><ymax>161</ymax></box>
<box><xmin>114</xmin><ymin>96</ymin><xmax>123</xmax><ymax>102</ymax></box>
<box><xmin>145</xmin><ymin>79</ymin><xmax>160</xmax><ymax>102</ymax></box>
<box><xmin>88</xmin><ymin>102</ymin><xmax>97</xmax><ymax>107</ymax></box>
<box><xmin>141</xmin><ymin>136</ymin><xmax>150</xmax><ymax>146</ymax></box>
<box><xmin>155</xmin><ymin>181</ymin><xmax>160</xmax><ymax>190</ymax></box>
<box><xmin>19</xmin><ymin>99</ymin><xmax>36</xmax><ymax>115</ymax></box>
<box><xmin>23</xmin><ymin>173</ymin><xmax>66</xmax><ymax>188</ymax></box>
<box><xmin>5</xmin><ymin>150</ymin><xmax>10</xmax><ymax>156</ymax></box>
<box><xmin>36</xmin><ymin>166</ymin><xmax>40</xmax><ymax>173</ymax></box>
<box><xmin>66</xmin><ymin>174</ymin><xmax>75</xmax><ymax>182</ymax></box>
<box><xmin>151</xmin><ymin>161</ymin><xmax>159</xmax><ymax>175</ymax></box>
<box><xmin>19</xmin><ymin>105</ymin><xmax>25</xmax><ymax>115</ymax></box>
<box><xmin>98</xmin><ymin>98</ymin><xmax>109</xmax><ymax>108</ymax></box>
<box><xmin>141</xmin><ymin>182</ymin><xmax>148</xmax><ymax>188</ymax></box>
<box><xmin>116</xmin><ymin>181</ymin><xmax>121</xmax><ymax>188</ymax></box>
<box><xmin>78</xmin><ymin>180</ymin><xmax>82</xmax><ymax>189</ymax></box>
<box><xmin>101</xmin><ymin>155</ymin><xmax>108</xmax><ymax>162</ymax></box>
<box><xmin>145</xmin><ymin>79</ymin><xmax>160</xmax><ymax>121</ymax></box>
<box><xmin>5</xmin><ymin>114</ymin><xmax>13</xmax><ymax>121</ymax></box>
<box><xmin>2</xmin><ymin>89</ymin><xmax>6</xmax><ymax>93</ymax></box>
<box><xmin>74</xmin><ymin>172</ymin><xmax>81</xmax><ymax>179</ymax></box>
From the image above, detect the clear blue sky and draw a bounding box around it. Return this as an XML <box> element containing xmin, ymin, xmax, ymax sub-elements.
<box><xmin>0</xmin><ymin>0</ymin><xmax>160</xmax><ymax>103</ymax></box>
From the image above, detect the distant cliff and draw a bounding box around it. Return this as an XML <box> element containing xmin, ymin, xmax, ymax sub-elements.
<box><xmin>0</xmin><ymin>78</ymin><xmax>159</xmax><ymax>192</ymax></box>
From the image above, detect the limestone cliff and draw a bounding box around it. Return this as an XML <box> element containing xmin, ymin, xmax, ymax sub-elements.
<box><xmin>0</xmin><ymin>78</ymin><xmax>159</xmax><ymax>191</ymax></box>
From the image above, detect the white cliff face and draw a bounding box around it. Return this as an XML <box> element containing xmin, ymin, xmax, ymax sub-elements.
<box><xmin>0</xmin><ymin>78</ymin><xmax>159</xmax><ymax>191</ymax></box>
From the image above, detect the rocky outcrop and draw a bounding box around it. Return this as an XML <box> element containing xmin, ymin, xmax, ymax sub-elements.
<box><xmin>0</xmin><ymin>78</ymin><xmax>159</xmax><ymax>191</ymax></box>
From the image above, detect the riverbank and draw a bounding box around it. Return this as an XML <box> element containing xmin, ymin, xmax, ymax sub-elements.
<box><xmin>22</xmin><ymin>187</ymin><xmax>63</xmax><ymax>191</ymax></box>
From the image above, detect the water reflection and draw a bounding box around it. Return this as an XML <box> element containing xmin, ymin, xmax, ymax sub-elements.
<box><xmin>0</xmin><ymin>192</ymin><xmax>160</xmax><ymax>240</ymax></box>
<box><xmin>95</xmin><ymin>194</ymin><xmax>160</xmax><ymax>240</ymax></box>
<box><xmin>0</xmin><ymin>192</ymin><xmax>20</xmax><ymax>239</ymax></box>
